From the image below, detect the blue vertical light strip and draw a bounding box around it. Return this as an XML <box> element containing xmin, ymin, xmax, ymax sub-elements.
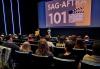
<box><xmin>2</xmin><ymin>0</ymin><xmax>7</xmax><ymax>35</ymax></box>
<box><xmin>10</xmin><ymin>0</ymin><xmax>15</xmax><ymax>34</ymax></box>
<box><xmin>17</xmin><ymin>0</ymin><xmax>22</xmax><ymax>35</ymax></box>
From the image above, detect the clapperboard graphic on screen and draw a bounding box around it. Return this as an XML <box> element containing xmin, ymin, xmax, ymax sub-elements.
<box><xmin>68</xmin><ymin>0</ymin><xmax>91</xmax><ymax>26</ymax></box>
<box><xmin>68</xmin><ymin>7</ymin><xmax>84</xmax><ymax>23</ymax></box>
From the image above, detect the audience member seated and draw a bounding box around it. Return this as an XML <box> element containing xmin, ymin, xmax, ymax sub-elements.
<box><xmin>74</xmin><ymin>39</ymin><xmax>86</xmax><ymax>49</ymax></box>
<box><xmin>19</xmin><ymin>42</ymin><xmax>32</xmax><ymax>53</ymax></box>
<box><xmin>56</xmin><ymin>36</ymin><xmax>65</xmax><ymax>48</ymax></box>
<box><xmin>45</xmin><ymin>35</ymin><xmax>55</xmax><ymax>47</ymax></box>
<box><xmin>65</xmin><ymin>35</ymin><xmax>75</xmax><ymax>48</ymax></box>
<box><xmin>70</xmin><ymin>35</ymin><xmax>77</xmax><ymax>45</ymax></box>
<box><xmin>1</xmin><ymin>35</ymin><xmax>19</xmax><ymax>68</ymax></box>
<box><xmin>73</xmin><ymin>39</ymin><xmax>86</xmax><ymax>68</ymax></box>
<box><xmin>73</xmin><ymin>39</ymin><xmax>86</xmax><ymax>59</ymax></box>
<box><xmin>35</xmin><ymin>38</ymin><xmax>53</xmax><ymax>56</ymax></box>
<box><xmin>83</xmin><ymin>35</ymin><xmax>94</xmax><ymax>49</ymax></box>
<box><xmin>82</xmin><ymin>41</ymin><xmax>100</xmax><ymax>64</ymax></box>
<box><xmin>65</xmin><ymin>36</ymin><xmax>71</xmax><ymax>42</ymax></box>
<box><xmin>2</xmin><ymin>35</ymin><xmax>19</xmax><ymax>50</ymax></box>
<box><xmin>27</xmin><ymin>36</ymin><xmax>35</xmax><ymax>44</ymax></box>
<box><xmin>58</xmin><ymin>42</ymin><xmax>74</xmax><ymax>59</ymax></box>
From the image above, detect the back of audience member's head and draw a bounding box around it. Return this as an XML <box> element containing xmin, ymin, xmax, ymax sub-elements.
<box><xmin>20</xmin><ymin>41</ymin><xmax>31</xmax><ymax>52</ymax></box>
<box><xmin>39</xmin><ymin>38</ymin><xmax>49</xmax><ymax>49</ymax></box>
<box><xmin>5</xmin><ymin>35</ymin><xmax>13</xmax><ymax>42</ymax></box>
<box><xmin>39</xmin><ymin>38</ymin><xmax>47</xmax><ymax>44</ymax></box>
<box><xmin>92</xmin><ymin>41</ymin><xmax>100</xmax><ymax>56</ymax></box>
<box><xmin>75</xmin><ymin>39</ymin><xmax>86</xmax><ymax>49</ymax></box>
<box><xmin>27</xmin><ymin>36</ymin><xmax>35</xmax><ymax>44</ymax></box>
<box><xmin>37</xmin><ymin>38</ymin><xmax>50</xmax><ymax>55</ymax></box>
<box><xmin>58</xmin><ymin>36</ymin><xmax>65</xmax><ymax>43</ymax></box>
<box><xmin>71</xmin><ymin>35</ymin><xmax>77</xmax><ymax>41</ymax></box>
<box><xmin>65</xmin><ymin>42</ymin><xmax>73</xmax><ymax>52</ymax></box>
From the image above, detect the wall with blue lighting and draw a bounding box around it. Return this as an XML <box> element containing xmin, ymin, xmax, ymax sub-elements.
<box><xmin>0</xmin><ymin>0</ymin><xmax>38</xmax><ymax>35</ymax></box>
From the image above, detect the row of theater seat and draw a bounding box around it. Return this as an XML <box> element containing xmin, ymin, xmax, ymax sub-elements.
<box><xmin>0</xmin><ymin>45</ymin><xmax>100</xmax><ymax>69</ymax></box>
<box><xmin>12</xmin><ymin>51</ymin><xmax>100</xmax><ymax>69</ymax></box>
<box><xmin>30</xmin><ymin>44</ymin><xmax>92</xmax><ymax>56</ymax></box>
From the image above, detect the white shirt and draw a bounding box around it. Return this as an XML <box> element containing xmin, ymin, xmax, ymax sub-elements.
<box><xmin>47</xmin><ymin>41</ymin><xmax>55</xmax><ymax>47</ymax></box>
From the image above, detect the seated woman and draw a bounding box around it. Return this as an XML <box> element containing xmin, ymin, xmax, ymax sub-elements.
<box><xmin>19</xmin><ymin>41</ymin><xmax>32</xmax><ymax>53</ymax></box>
<box><xmin>56</xmin><ymin>36</ymin><xmax>65</xmax><ymax>48</ymax></box>
<box><xmin>58</xmin><ymin>42</ymin><xmax>74</xmax><ymax>59</ymax></box>
<box><xmin>35</xmin><ymin>38</ymin><xmax>53</xmax><ymax>56</ymax></box>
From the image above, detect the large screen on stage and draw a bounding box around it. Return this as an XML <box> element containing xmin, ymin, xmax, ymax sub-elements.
<box><xmin>38</xmin><ymin>0</ymin><xmax>100</xmax><ymax>28</ymax></box>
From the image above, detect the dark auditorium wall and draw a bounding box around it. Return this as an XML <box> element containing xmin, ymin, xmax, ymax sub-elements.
<box><xmin>0</xmin><ymin>0</ymin><xmax>5</xmax><ymax>34</ymax></box>
<box><xmin>0</xmin><ymin>0</ymin><xmax>38</xmax><ymax>34</ymax></box>
<box><xmin>19</xmin><ymin>0</ymin><xmax>38</xmax><ymax>34</ymax></box>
